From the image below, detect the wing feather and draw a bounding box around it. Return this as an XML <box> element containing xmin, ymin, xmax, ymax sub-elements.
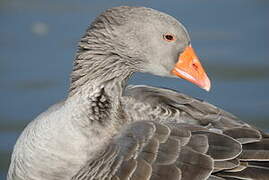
<box><xmin>72</xmin><ymin>85</ymin><xmax>269</xmax><ymax>179</ymax></box>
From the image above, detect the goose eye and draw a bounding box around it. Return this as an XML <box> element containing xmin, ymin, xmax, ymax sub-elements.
<box><xmin>163</xmin><ymin>34</ymin><xmax>176</xmax><ymax>42</ymax></box>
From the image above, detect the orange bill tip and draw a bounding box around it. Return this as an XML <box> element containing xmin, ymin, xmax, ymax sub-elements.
<box><xmin>171</xmin><ymin>45</ymin><xmax>211</xmax><ymax>91</ymax></box>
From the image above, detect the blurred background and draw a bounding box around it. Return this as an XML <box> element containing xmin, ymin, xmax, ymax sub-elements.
<box><xmin>0</xmin><ymin>0</ymin><xmax>269</xmax><ymax>179</ymax></box>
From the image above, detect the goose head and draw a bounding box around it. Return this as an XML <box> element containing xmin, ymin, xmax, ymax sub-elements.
<box><xmin>75</xmin><ymin>6</ymin><xmax>211</xmax><ymax>91</ymax></box>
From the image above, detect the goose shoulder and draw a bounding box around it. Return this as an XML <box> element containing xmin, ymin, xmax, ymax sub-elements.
<box><xmin>123</xmin><ymin>85</ymin><xmax>244</xmax><ymax>127</ymax></box>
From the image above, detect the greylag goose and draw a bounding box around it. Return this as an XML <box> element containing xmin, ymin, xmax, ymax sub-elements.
<box><xmin>8</xmin><ymin>6</ymin><xmax>269</xmax><ymax>180</ymax></box>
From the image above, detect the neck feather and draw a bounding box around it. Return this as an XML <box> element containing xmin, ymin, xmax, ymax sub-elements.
<box><xmin>69</xmin><ymin>51</ymin><xmax>132</xmax><ymax>97</ymax></box>
<box><xmin>67</xmin><ymin>13</ymin><xmax>137</xmax><ymax>125</ymax></box>
<box><xmin>67</xmin><ymin>49</ymin><xmax>132</xmax><ymax>126</ymax></box>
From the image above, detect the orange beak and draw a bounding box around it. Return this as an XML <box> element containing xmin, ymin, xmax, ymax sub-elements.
<box><xmin>171</xmin><ymin>45</ymin><xmax>211</xmax><ymax>91</ymax></box>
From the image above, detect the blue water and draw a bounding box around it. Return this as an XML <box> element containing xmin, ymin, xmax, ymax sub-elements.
<box><xmin>1</xmin><ymin>0</ymin><xmax>269</xmax><ymax>179</ymax></box>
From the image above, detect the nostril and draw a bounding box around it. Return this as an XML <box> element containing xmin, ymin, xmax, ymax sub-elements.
<box><xmin>192</xmin><ymin>63</ymin><xmax>198</xmax><ymax>70</ymax></box>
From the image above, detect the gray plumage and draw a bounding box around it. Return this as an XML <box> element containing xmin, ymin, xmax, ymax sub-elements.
<box><xmin>8</xmin><ymin>6</ymin><xmax>269</xmax><ymax>180</ymax></box>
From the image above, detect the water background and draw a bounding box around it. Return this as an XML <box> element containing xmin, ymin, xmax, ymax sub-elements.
<box><xmin>0</xmin><ymin>0</ymin><xmax>269</xmax><ymax>179</ymax></box>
